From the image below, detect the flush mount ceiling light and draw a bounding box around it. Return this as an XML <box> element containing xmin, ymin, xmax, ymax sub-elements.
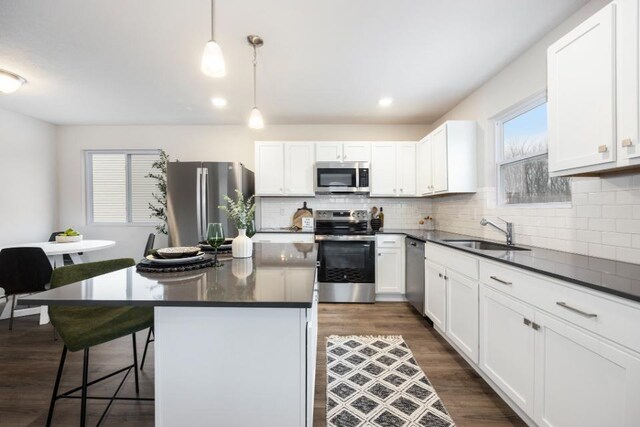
<box><xmin>0</xmin><ymin>69</ymin><xmax>27</xmax><ymax>94</ymax></box>
<box><xmin>201</xmin><ymin>0</ymin><xmax>226</xmax><ymax>77</ymax></box>
<box><xmin>248</xmin><ymin>35</ymin><xmax>264</xmax><ymax>129</ymax></box>
<box><xmin>211</xmin><ymin>97</ymin><xmax>227</xmax><ymax>107</ymax></box>
<box><xmin>378</xmin><ymin>97</ymin><xmax>393</xmax><ymax>107</ymax></box>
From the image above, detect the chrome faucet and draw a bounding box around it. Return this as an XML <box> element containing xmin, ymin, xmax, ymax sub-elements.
<box><xmin>480</xmin><ymin>218</ymin><xmax>514</xmax><ymax>246</ymax></box>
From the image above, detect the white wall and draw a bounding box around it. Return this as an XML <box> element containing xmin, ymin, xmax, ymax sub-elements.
<box><xmin>429</xmin><ymin>0</ymin><xmax>640</xmax><ymax>263</ymax></box>
<box><xmin>56</xmin><ymin>124</ymin><xmax>430</xmax><ymax>260</ymax></box>
<box><xmin>0</xmin><ymin>108</ymin><xmax>57</xmax><ymax>246</ymax></box>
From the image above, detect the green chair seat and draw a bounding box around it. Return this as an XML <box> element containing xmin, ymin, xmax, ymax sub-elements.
<box><xmin>48</xmin><ymin>258</ymin><xmax>153</xmax><ymax>352</ymax></box>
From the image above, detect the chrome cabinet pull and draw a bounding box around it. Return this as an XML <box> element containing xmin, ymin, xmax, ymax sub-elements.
<box><xmin>556</xmin><ymin>302</ymin><xmax>597</xmax><ymax>318</ymax></box>
<box><xmin>490</xmin><ymin>275</ymin><xmax>512</xmax><ymax>285</ymax></box>
<box><xmin>622</xmin><ymin>138</ymin><xmax>634</xmax><ymax>147</ymax></box>
<box><xmin>598</xmin><ymin>145</ymin><xmax>608</xmax><ymax>153</ymax></box>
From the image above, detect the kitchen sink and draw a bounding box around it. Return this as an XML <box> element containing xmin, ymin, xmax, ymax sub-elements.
<box><xmin>442</xmin><ymin>239</ymin><xmax>530</xmax><ymax>251</ymax></box>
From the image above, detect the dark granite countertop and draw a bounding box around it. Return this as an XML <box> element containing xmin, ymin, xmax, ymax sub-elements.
<box><xmin>21</xmin><ymin>243</ymin><xmax>318</xmax><ymax>309</ymax></box>
<box><xmin>378</xmin><ymin>229</ymin><xmax>640</xmax><ymax>303</ymax></box>
<box><xmin>256</xmin><ymin>228</ymin><xmax>315</xmax><ymax>234</ymax></box>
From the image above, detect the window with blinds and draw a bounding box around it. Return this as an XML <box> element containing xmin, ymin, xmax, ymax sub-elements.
<box><xmin>86</xmin><ymin>150</ymin><xmax>161</xmax><ymax>224</ymax></box>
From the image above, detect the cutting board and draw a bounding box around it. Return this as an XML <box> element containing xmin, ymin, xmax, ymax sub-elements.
<box><xmin>292</xmin><ymin>202</ymin><xmax>313</xmax><ymax>229</ymax></box>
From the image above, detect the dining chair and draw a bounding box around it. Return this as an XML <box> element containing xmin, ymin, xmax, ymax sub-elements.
<box><xmin>46</xmin><ymin>258</ymin><xmax>153</xmax><ymax>427</ymax></box>
<box><xmin>140</xmin><ymin>233</ymin><xmax>156</xmax><ymax>370</ymax></box>
<box><xmin>0</xmin><ymin>247</ymin><xmax>53</xmax><ymax>330</ymax></box>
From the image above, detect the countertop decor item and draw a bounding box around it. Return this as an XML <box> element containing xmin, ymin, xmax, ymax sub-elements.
<box><xmin>55</xmin><ymin>228</ymin><xmax>82</xmax><ymax>243</ymax></box>
<box><xmin>156</xmin><ymin>247</ymin><xmax>201</xmax><ymax>259</ymax></box>
<box><xmin>326</xmin><ymin>335</ymin><xmax>455</xmax><ymax>427</ymax></box>
<box><xmin>219</xmin><ymin>189</ymin><xmax>255</xmax><ymax>258</ymax></box>
<box><xmin>370</xmin><ymin>218</ymin><xmax>382</xmax><ymax>231</ymax></box>
<box><xmin>293</xmin><ymin>201</ymin><xmax>313</xmax><ymax>229</ymax></box>
<box><xmin>146</xmin><ymin>150</ymin><xmax>170</xmax><ymax>235</ymax></box>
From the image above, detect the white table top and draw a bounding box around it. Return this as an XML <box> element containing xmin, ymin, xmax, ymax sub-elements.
<box><xmin>6</xmin><ymin>240</ymin><xmax>116</xmax><ymax>255</ymax></box>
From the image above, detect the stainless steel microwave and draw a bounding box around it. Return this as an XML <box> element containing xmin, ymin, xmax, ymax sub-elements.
<box><xmin>314</xmin><ymin>161</ymin><xmax>370</xmax><ymax>194</ymax></box>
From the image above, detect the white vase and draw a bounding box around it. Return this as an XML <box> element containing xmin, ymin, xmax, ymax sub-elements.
<box><xmin>232</xmin><ymin>229</ymin><xmax>253</xmax><ymax>258</ymax></box>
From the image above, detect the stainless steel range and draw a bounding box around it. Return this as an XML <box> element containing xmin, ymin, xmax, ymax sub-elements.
<box><xmin>315</xmin><ymin>210</ymin><xmax>375</xmax><ymax>303</ymax></box>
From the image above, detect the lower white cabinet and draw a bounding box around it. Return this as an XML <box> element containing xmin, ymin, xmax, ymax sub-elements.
<box><xmin>533</xmin><ymin>311</ymin><xmax>640</xmax><ymax>427</ymax></box>
<box><xmin>446</xmin><ymin>270</ymin><xmax>479</xmax><ymax>364</ymax></box>
<box><xmin>479</xmin><ymin>284</ymin><xmax>536</xmax><ymax>416</ymax></box>
<box><xmin>376</xmin><ymin>235</ymin><xmax>405</xmax><ymax>295</ymax></box>
<box><xmin>425</xmin><ymin>260</ymin><xmax>446</xmax><ymax>330</ymax></box>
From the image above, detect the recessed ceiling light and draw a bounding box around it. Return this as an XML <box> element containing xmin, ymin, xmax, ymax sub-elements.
<box><xmin>211</xmin><ymin>97</ymin><xmax>227</xmax><ymax>108</ymax></box>
<box><xmin>378</xmin><ymin>97</ymin><xmax>393</xmax><ymax>107</ymax></box>
<box><xmin>0</xmin><ymin>69</ymin><xmax>27</xmax><ymax>94</ymax></box>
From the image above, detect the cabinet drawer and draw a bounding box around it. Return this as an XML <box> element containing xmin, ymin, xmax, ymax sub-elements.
<box><xmin>376</xmin><ymin>235</ymin><xmax>404</xmax><ymax>248</ymax></box>
<box><xmin>426</xmin><ymin>243</ymin><xmax>478</xmax><ymax>280</ymax></box>
<box><xmin>480</xmin><ymin>260</ymin><xmax>640</xmax><ymax>354</ymax></box>
<box><xmin>252</xmin><ymin>233</ymin><xmax>314</xmax><ymax>244</ymax></box>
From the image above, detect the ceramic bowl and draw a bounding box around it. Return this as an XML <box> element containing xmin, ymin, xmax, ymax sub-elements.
<box><xmin>55</xmin><ymin>235</ymin><xmax>83</xmax><ymax>243</ymax></box>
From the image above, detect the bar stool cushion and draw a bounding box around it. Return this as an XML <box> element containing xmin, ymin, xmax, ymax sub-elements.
<box><xmin>49</xmin><ymin>258</ymin><xmax>153</xmax><ymax>352</ymax></box>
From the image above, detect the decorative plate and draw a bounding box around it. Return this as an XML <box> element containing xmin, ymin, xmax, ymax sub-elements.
<box><xmin>145</xmin><ymin>253</ymin><xmax>205</xmax><ymax>265</ymax></box>
<box><xmin>155</xmin><ymin>246</ymin><xmax>201</xmax><ymax>258</ymax></box>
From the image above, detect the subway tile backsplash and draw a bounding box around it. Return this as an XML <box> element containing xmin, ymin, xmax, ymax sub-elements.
<box><xmin>257</xmin><ymin>195</ymin><xmax>433</xmax><ymax>230</ymax></box>
<box><xmin>258</xmin><ymin>172</ymin><xmax>640</xmax><ymax>264</ymax></box>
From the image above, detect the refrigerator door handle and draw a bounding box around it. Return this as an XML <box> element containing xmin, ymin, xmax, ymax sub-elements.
<box><xmin>196</xmin><ymin>167</ymin><xmax>203</xmax><ymax>241</ymax></box>
<box><xmin>201</xmin><ymin>167</ymin><xmax>209</xmax><ymax>240</ymax></box>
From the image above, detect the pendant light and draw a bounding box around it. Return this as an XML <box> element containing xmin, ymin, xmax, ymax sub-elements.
<box><xmin>201</xmin><ymin>0</ymin><xmax>226</xmax><ymax>77</ymax></box>
<box><xmin>248</xmin><ymin>35</ymin><xmax>264</xmax><ymax>129</ymax></box>
<box><xmin>0</xmin><ymin>69</ymin><xmax>27</xmax><ymax>94</ymax></box>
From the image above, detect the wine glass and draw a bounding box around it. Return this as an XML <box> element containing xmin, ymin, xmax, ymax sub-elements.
<box><xmin>206</xmin><ymin>223</ymin><xmax>225</xmax><ymax>266</ymax></box>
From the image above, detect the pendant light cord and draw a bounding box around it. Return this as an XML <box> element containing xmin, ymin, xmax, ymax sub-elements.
<box><xmin>210</xmin><ymin>0</ymin><xmax>215</xmax><ymax>40</ymax></box>
<box><xmin>253</xmin><ymin>45</ymin><xmax>258</xmax><ymax>108</ymax></box>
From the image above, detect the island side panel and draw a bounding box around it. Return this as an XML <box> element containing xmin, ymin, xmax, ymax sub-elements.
<box><xmin>154</xmin><ymin>306</ymin><xmax>306</xmax><ymax>427</ymax></box>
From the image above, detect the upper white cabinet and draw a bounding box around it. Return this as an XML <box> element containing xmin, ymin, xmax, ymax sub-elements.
<box><xmin>255</xmin><ymin>142</ymin><xmax>314</xmax><ymax>196</ymax></box>
<box><xmin>315</xmin><ymin>142</ymin><xmax>371</xmax><ymax>162</ymax></box>
<box><xmin>417</xmin><ymin>121</ymin><xmax>477</xmax><ymax>196</ymax></box>
<box><xmin>548</xmin><ymin>2</ymin><xmax>617</xmax><ymax>175</ymax></box>
<box><xmin>548</xmin><ymin>0</ymin><xmax>640</xmax><ymax>176</ymax></box>
<box><xmin>370</xmin><ymin>142</ymin><xmax>416</xmax><ymax>197</ymax></box>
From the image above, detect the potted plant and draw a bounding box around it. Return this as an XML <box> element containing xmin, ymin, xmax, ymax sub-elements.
<box><xmin>219</xmin><ymin>189</ymin><xmax>256</xmax><ymax>258</ymax></box>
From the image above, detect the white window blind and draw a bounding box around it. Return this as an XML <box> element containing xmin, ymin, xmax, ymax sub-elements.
<box><xmin>87</xmin><ymin>150</ymin><xmax>160</xmax><ymax>224</ymax></box>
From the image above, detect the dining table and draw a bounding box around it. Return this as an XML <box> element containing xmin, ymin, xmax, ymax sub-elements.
<box><xmin>0</xmin><ymin>239</ymin><xmax>116</xmax><ymax>324</ymax></box>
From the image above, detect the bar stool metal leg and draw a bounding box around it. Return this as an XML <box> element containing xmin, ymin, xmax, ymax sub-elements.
<box><xmin>140</xmin><ymin>327</ymin><xmax>153</xmax><ymax>370</ymax></box>
<box><xmin>80</xmin><ymin>348</ymin><xmax>89</xmax><ymax>427</ymax></box>
<box><xmin>132</xmin><ymin>333</ymin><xmax>140</xmax><ymax>394</ymax></box>
<box><xmin>46</xmin><ymin>346</ymin><xmax>68</xmax><ymax>427</ymax></box>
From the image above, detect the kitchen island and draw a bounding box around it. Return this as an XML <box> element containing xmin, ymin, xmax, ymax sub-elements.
<box><xmin>22</xmin><ymin>243</ymin><xmax>319</xmax><ymax>427</ymax></box>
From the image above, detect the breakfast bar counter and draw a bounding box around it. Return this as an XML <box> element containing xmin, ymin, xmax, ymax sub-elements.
<box><xmin>23</xmin><ymin>243</ymin><xmax>320</xmax><ymax>427</ymax></box>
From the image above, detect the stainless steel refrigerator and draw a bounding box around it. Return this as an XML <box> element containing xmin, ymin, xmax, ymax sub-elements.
<box><xmin>167</xmin><ymin>162</ymin><xmax>255</xmax><ymax>246</ymax></box>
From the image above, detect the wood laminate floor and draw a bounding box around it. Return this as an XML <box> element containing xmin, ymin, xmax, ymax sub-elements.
<box><xmin>0</xmin><ymin>303</ymin><xmax>524</xmax><ymax>426</ymax></box>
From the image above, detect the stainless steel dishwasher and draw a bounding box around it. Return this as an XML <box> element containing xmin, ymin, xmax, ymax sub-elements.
<box><xmin>405</xmin><ymin>237</ymin><xmax>425</xmax><ymax>314</ymax></box>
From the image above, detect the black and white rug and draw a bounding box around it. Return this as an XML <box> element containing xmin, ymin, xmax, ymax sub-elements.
<box><xmin>326</xmin><ymin>335</ymin><xmax>455</xmax><ymax>427</ymax></box>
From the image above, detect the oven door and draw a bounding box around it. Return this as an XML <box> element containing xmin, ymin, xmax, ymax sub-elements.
<box><xmin>317</xmin><ymin>239</ymin><xmax>376</xmax><ymax>303</ymax></box>
<box><xmin>314</xmin><ymin>163</ymin><xmax>361</xmax><ymax>193</ymax></box>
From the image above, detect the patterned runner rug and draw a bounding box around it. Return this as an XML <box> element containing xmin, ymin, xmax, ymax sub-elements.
<box><xmin>326</xmin><ymin>335</ymin><xmax>455</xmax><ymax>427</ymax></box>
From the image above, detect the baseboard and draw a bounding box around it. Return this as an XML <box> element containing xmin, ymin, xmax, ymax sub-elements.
<box><xmin>375</xmin><ymin>293</ymin><xmax>407</xmax><ymax>302</ymax></box>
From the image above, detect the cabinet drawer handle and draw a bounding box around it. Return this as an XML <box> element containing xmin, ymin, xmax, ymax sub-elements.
<box><xmin>556</xmin><ymin>302</ymin><xmax>597</xmax><ymax>318</ymax></box>
<box><xmin>438</xmin><ymin>273</ymin><xmax>443</xmax><ymax>278</ymax></box>
<box><xmin>383</xmin><ymin>240</ymin><xmax>396</xmax><ymax>244</ymax></box>
<box><xmin>490</xmin><ymin>276</ymin><xmax>512</xmax><ymax>285</ymax></box>
<box><xmin>622</xmin><ymin>138</ymin><xmax>634</xmax><ymax>147</ymax></box>
<box><xmin>598</xmin><ymin>145</ymin><xmax>608</xmax><ymax>153</ymax></box>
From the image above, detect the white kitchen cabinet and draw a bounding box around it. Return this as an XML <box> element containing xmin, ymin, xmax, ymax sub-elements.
<box><xmin>416</xmin><ymin>136</ymin><xmax>433</xmax><ymax>195</ymax></box>
<box><xmin>315</xmin><ymin>142</ymin><xmax>371</xmax><ymax>162</ymax></box>
<box><xmin>375</xmin><ymin>235</ymin><xmax>404</xmax><ymax>295</ymax></box>
<box><xmin>255</xmin><ymin>142</ymin><xmax>314</xmax><ymax>196</ymax></box>
<box><xmin>370</xmin><ymin>143</ymin><xmax>398</xmax><ymax>196</ymax></box>
<box><xmin>370</xmin><ymin>142</ymin><xmax>417</xmax><ymax>197</ymax></box>
<box><xmin>479</xmin><ymin>284</ymin><xmax>536</xmax><ymax>416</ymax></box>
<box><xmin>446</xmin><ymin>270</ymin><xmax>479</xmax><ymax>364</ymax></box>
<box><xmin>255</xmin><ymin>142</ymin><xmax>285</xmax><ymax>195</ymax></box>
<box><xmin>425</xmin><ymin>260</ymin><xmax>447</xmax><ymax>331</ymax></box>
<box><xmin>315</xmin><ymin>143</ymin><xmax>343</xmax><ymax>162</ymax></box>
<box><xmin>396</xmin><ymin>143</ymin><xmax>416</xmax><ymax>196</ymax></box>
<box><xmin>533</xmin><ymin>311</ymin><xmax>640</xmax><ymax>427</ymax></box>
<box><xmin>618</xmin><ymin>0</ymin><xmax>640</xmax><ymax>165</ymax></box>
<box><xmin>284</xmin><ymin>143</ymin><xmax>315</xmax><ymax>196</ymax></box>
<box><xmin>343</xmin><ymin>142</ymin><xmax>371</xmax><ymax>162</ymax></box>
<box><xmin>417</xmin><ymin>121</ymin><xmax>476</xmax><ymax>196</ymax></box>
<box><xmin>252</xmin><ymin>233</ymin><xmax>315</xmax><ymax>244</ymax></box>
<box><xmin>548</xmin><ymin>2</ymin><xmax>617</xmax><ymax>175</ymax></box>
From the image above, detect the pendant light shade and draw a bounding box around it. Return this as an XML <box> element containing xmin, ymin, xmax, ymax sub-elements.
<box><xmin>201</xmin><ymin>0</ymin><xmax>225</xmax><ymax>78</ymax></box>
<box><xmin>0</xmin><ymin>69</ymin><xmax>27</xmax><ymax>94</ymax></box>
<box><xmin>249</xmin><ymin>107</ymin><xmax>264</xmax><ymax>129</ymax></box>
<box><xmin>247</xmin><ymin>35</ymin><xmax>264</xmax><ymax>129</ymax></box>
<box><xmin>201</xmin><ymin>40</ymin><xmax>226</xmax><ymax>77</ymax></box>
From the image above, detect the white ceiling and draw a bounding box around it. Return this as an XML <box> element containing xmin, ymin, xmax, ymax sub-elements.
<box><xmin>0</xmin><ymin>0</ymin><xmax>588</xmax><ymax>125</ymax></box>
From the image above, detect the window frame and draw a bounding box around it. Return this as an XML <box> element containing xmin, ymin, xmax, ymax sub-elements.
<box><xmin>85</xmin><ymin>149</ymin><xmax>161</xmax><ymax>225</ymax></box>
<box><xmin>493</xmin><ymin>90</ymin><xmax>571</xmax><ymax>208</ymax></box>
